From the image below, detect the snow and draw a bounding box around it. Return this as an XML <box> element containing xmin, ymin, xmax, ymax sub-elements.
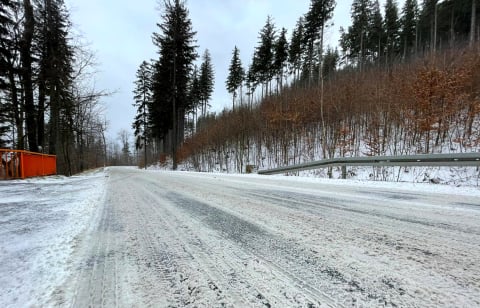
<box><xmin>150</xmin><ymin>160</ymin><xmax>480</xmax><ymax>196</ymax></box>
<box><xmin>0</xmin><ymin>169</ymin><xmax>107</xmax><ymax>307</ymax></box>
<box><xmin>1</xmin><ymin>166</ymin><xmax>479</xmax><ymax>306</ymax></box>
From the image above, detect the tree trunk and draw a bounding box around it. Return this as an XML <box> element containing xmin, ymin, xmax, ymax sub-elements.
<box><xmin>8</xmin><ymin>66</ymin><xmax>23</xmax><ymax>149</ymax></box>
<box><xmin>178</xmin><ymin>107</ymin><xmax>185</xmax><ymax>145</ymax></box>
<box><xmin>37</xmin><ymin>82</ymin><xmax>46</xmax><ymax>151</ymax></box>
<box><xmin>172</xmin><ymin>56</ymin><xmax>177</xmax><ymax>170</ymax></box>
<box><xmin>319</xmin><ymin>25</ymin><xmax>328</xmax><ymax>160</ymax></box>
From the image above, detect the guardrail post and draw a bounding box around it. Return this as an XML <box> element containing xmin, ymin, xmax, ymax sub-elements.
<box><xmin>341</xmin><ymin>165</ymin><xmax>347</xmax><ymax>179</ymax></box>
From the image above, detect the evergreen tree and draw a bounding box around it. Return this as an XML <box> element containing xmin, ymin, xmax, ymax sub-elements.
<box><xmin>20</xmin><ymin>0</ymin><xmax>37</xmax><ymax>152</ymax></box>
<box><xmin>226</xmin><ymin>46</ymin><xmax>244</xmax><ymax>110</ymax></box>
<box><xmin>322</xmin><ymin>47</ymin><xmax>339</xmax><ymax>79</ymax></box>
<box><xmin>384</xmin><ymin>0</ymin><xmax>401</xmax><ymax>62</ymax></box>
<box><xmin>118</xmin><ymin>129</ymin><xmax>131</xmax><ymax>165</ymax></box>
<box><xmin>132</xmin><ymin>60</ymin><xmax>152</xmax><ymax>168</ymax></box>
<box><xmin>199</xmin><ymin>49</ymin><xmax>214</xmax><ymax>117</ymax></box>
<box><xmin>418</xmin><ymin>0</ymin><xmax>437</xmax><ymax>51</ymax></box>
<box><xmin>415</xmin><ymin>0</ymin><xmax>479</xmax><ymax>51</ymax></box>
<box><xmin>340</xmin><ymin>0</ymin><xmax>371</xmax><ymax>69</ymax></box>
<box><xmin>35</xmin><ymin>0</ymin><xmax>75</xmax><ymax>173</ymax></box>
<box><xmin>151</xmin><ymin>0</ymin><xmax>197</xmax><ymax>170</ymax></box>
<box><xmin>273</xmin><ymin>27</ymin><xmax>288</xmax><ymax>92</ymax></box>
<box><xmin>187</xmin><ymin>65</ymin><xmax>201</xmax><ymax>121</ymax></box>
<box><xmin>435</xmin><ymin>0</ymin><xmax>477</xmax><ymax>48</ymax></box>
<box><xmin>246</xmin><ymin>54</ymin><xmax>259</xmax><ymax>107</ymax></box>
<box><xmin>149</xmin><ymin>60</ymin><xmax>172</xmax><ymax>144</ymax></box>
<box><xmin>0</xmin><ymin>0</ymin><xmax>14</xmax><ymax>90</ymax></box>
<box><xmin>1</xmin><ymin>1</ymin><xmax>24</xmax><ymax>149</ymax></box>
<box><xmin>289</xmin><ymin>17</ymin><xmax>304</xmax><ymax>84</ymax></box>
<box><xmin>368</xmin><ymin>0</ymin><xmax>384</xmax><ymax>62</ymax></box>
<box><xmin>400</xmin><ymin>0</ymin><xmax>418</xmax><ymax>58</ymax></box>
<box><xmin>255</xmin><ymin>16</ymin><xmax>276</xmax><ymax>96</ymax></box>
<box><xmin>0</xmin><ymin>0</ymin><xmax>15</xmax><ymax>146</ymax></box>
<box><xmin>303</xmin><ymin>0</ymin><xmax>336</xmax><ymax>83</ymax></box>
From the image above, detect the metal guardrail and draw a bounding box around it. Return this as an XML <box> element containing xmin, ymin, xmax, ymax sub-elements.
<box><xmin>257</xmin><ymin>152</ymin><xmax>480</xmax><ymax>176</ymax></box>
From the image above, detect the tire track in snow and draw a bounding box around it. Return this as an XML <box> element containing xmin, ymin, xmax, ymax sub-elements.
<box><xmin>69</xmin><ymin>194</ymin><xmax>121</xmax><ymax>308</ymax></box>
<box><xmin>138</xmin><ymin>177</ymin><xmax>337</xmax><ymax>307</ymax></box>
<box><xmin>163</xmin><ymin>191</ymin><xmax>348</xmax><ymax>307</ymax></box>
<box><xmin>150</xmin><ymin>171</ymin><xmax>480</xmax><ymax>307</ymax></box>
<box><xmin>138</xmin><ymin>187</ymin><xmax>250</xmax><ymax>307</ymax></box>
<box><xmin>57</xmin><ymin>168</ymin><xmax>480</xmax><ymax>307</ymax></box>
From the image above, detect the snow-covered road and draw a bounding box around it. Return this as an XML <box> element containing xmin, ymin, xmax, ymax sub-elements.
<box><xmin>2</xmin><ymin>167</ymin><xmax>480</xmax><ymax>307</ymax></box>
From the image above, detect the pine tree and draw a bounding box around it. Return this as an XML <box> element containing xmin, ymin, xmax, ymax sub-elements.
<box><xmin>151</xmin><ymin>0</ymin><xmax>197</xmax><ymax>170</ymax></box>
<box><xmin>273</xmin><ymin>27</ymin><xmax>288</xmax><ymax>92</ymax></box>
<box><xmin>418</xmin><ymin>0</ymin><xmax>438</xmax><ymax>51</ymax></box>
<box><xmin>246</xmin><ymin>54</ymin><xmax>259</xmax><ymax>108</ymax></box>
<box><xmin>432</xmin><ymin>0</ymin><xmax>476</xmax><ymax>49</ymax></box>
<box><xmin>384</xmin><ymin>0</ymin><xmax>401</xmax><ymax>63</ymax></box>
<box><xmin>289</xmin><ymin>17</ymin><xmax>304</xmax><ymax>84</ymax></box>
<box><xmin>20</xmin><ymin>0</ymin><xmax>38</xmax><ymax>152</ymax></box>
<box><xmin>368</xmin><ymin>0</ymin><xmax>384</xmax><ymax>63</ymax></box>
<box><xmin>199</xmin><ymin>49</ymin><xmax>214</xmax><ymax>117</ymax></box>
<box><xmin>255</xmin><ymin>16</ymin><xmax>276</xmax><ymax>96</ymax></box>
<box><xmin>0</xmin><ymin>0</ymin><xmax>14</xmax><ymax>90</ymax></box>
<box><xmin>149</xmin><ymin>60</ymin><xmax>172</xmax><ymax>144</ymax></box>
<box><xmin>322</xmin><ymin>47</ymin><xmax>339</xmax><ymax>79</ymax></box>
<box><xmin>226</xmin><ymin>46</ymin><xmax>244</xmax><ymax>110</ymax></box>
<box><xmin>37</xmin><ymin>0</ymin><xmax>75</xmax><ymax>174</ymax></box>
<box><xmin>0</xmin><ymin>0</ymin><xmax>15</xmax><ymax>146</ymax></box>
<box><xmin>340</xmin><ymin>0</ymin><xmax>371</xmax><ymax>69</ymax></box>
<box><xmin>187</xmin><ymin>65</ymin><xmax>201</xmax><ymax>125</ymax></box>
<box><xmin>303</xmin><ymin>0</ymin><xmax>336</xmax><ymax>84</ymax></box>
<box><xmin>118</xmin><ymin>129</ymin><xmax>131</xmax><ymax>165</ymax></box>
<box><xmin>132</xmin><ymin>60</ymin><xmax>152</xmax><ymax>168</ymax></box>
<box><xmin>400</xmin><ymin>0</ymin><xmax>418</xmax><ymax>58</ymax></box>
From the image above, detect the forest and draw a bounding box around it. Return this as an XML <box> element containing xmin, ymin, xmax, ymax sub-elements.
<box><xmin>133</xmin><ymin>0</ymin><xmax>480</xmax><ymax>177</ymax></box>
<box><xmin>0</xmin><ymin>0</ymin><xmax>109</xmax><ymax>175</ymax></box>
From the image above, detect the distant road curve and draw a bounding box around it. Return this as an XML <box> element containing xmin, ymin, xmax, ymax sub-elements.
<box><xmin>58</xmin><ymin>167</ymin><xmax>480</xmax><ymax>307</ymax></box>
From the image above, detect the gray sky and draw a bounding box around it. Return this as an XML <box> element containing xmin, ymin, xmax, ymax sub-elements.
<box><xmin>65</xmin><ymin>0</ymin><xmax>402</xmax><ymax>139</ymax></box>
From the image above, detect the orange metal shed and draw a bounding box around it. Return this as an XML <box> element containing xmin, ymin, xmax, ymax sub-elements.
<box><xmin>1</xmin><ymin>149</ymin><xmax>57</xmax><ymax>180</ymax></box>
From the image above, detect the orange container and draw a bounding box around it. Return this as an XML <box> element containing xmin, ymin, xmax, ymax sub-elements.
<box><xmin>1</xmin><ymin>149</ymin><xmax>56</xmax><ymax>179</ymax></box>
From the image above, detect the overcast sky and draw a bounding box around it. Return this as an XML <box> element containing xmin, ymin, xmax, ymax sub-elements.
<box><xmin>64</xmin><ymin>0</ymin><xmax>404</xmax><ymax>139</ymax></box>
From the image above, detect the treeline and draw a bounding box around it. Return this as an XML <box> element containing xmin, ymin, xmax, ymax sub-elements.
<box><xmin>180</xmin><ymin>45</ymin><xmax>480</xmax><ymax>173</ymax></box>
<box><xmin>224</xmin><ymin>0</ymin><xmax>479</xmax><ymax>108</ymax></box>
<box><xmin>178</xmin><ymin>0</ymin><xmax>480</xmax><ymax>173</ymax></box>
<box><xmin>0</xmin><ymin>0</ymin><xmax>107</xmax><ymax>175</ymax></box>
<box><xmin>132</xmin><ymin>0</ymin><xmax>479</xmax><ymax>171</ymax></box>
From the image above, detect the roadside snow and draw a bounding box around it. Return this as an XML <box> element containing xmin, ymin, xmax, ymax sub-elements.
<box><xmin>0</xmin><ymin>168</ymin><xmax>107</xmax><ymax>307</ymax></box>
<box><xmin>148</xmin><ymin>166</ymin><xmax>480</xmax><ymax>198</ymax></box>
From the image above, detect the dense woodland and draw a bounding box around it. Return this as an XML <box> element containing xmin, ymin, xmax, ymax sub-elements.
<box><xmin>0</xmin><ymin>0</ymin><xmax>109</xmax><ymax>175</ymax></box>
<box><xmin>133</xmin><ymin>0</ymin><xmax>480</xmax><ymax>174</ymax></box>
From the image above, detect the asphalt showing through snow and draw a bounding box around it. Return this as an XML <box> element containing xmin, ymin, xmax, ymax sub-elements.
<box><xmin>56</xmin><ymin>167</ymin><xmax>480</xmax><ymax>307</ymax></box>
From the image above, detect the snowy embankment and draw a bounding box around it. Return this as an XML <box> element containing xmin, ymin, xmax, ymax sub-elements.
<box><xmin>0</xmin><ymin>169</ymin><xmax>107</xmax><ymax>307</ymax></box>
